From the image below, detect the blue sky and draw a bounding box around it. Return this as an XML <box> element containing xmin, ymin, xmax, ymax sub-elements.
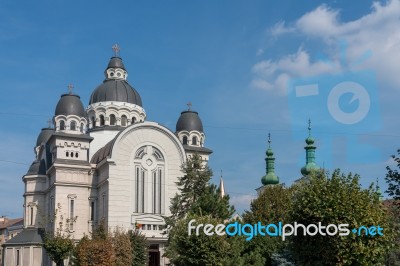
<box><xmin>1</xmin><ymin>0</ymin><xmax>399</xmax><ymax>217</ymax></box>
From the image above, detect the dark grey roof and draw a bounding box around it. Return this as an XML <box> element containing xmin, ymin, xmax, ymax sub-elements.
<box><xmin>182</xmin><ymin>145</ymin><xmax>213</xmax><ymax>155</ymax></box>
<box><xmin>26</xmin><ymin>159</ymin><xmax>46</xmax><ymax>175</ymax></box>
<box><xmin>107</xmin><ymin>56</ymin><xmax>125</xmax><ymax>70</ymax></box>
<box><xmin>91</xmin><ymin>135</ymin><xmax>120</xmax><ymax>164</ymax></box>
<box><xmin>36</xmin><ymin>128</ymin><xmax>54</xmax><ymax>146</ymax></box>
<box><xmin>2</xmin><ymin>228</ymin><xmax>45</xmax><ymax>246</ymax></box>
<box><xmin>176</xmin><ymin>110</ymin><xmax>204</xmax><ymax>132</ymax></box>
<box><xmin>89</xmin><ymin>79</ymin><xmax>142</xmax><ymax>106</ymax></box>
<box><xmin>55</xmin><ymin>94</ymin><xmax>86</xmax><ymax>117</ymax></box>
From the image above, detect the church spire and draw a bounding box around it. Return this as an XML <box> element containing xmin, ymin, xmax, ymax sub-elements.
<box><xmin>219</xmin><ymin>170</ymin><xmax>225</xmax><ymax>198</ymax></box>
<box><xmin>301</xmin><ymin>120</ymin><xmax>320</xmax><ymax>176</ymax></box>
<box><xmin>261</xmin><ymin>133</ymin><xmax>279</xmax><ymax>185</ymax></box>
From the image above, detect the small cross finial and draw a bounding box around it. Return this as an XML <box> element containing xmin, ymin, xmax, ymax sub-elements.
<box><xmin>220</xmin><ymin>169</ymin><xmax>223</xmax><ymax>178</ymax></box>
<box><xmin>47</xmin><ymin>119</ymin><xmax>52</xmax><ymax>128</ymax></box>
<box><xmin>268</xmin><ymin>133</ymin><xmax>271</xmax><ymax>147</ymax></box>
<box><xmin>187</xmin><ymin>102</ymin><xmax>192</xmax><ymax>111</ymax></box>
<box><xmin>308</xmin><ymin>119</ymin><xmax>312</xmax><ymax>136</ymax></box>
<box><xmin>112</xmin><ymin>44</ymin><xmax>120</xmax><ymax>56</ymax></box>
<box><xmin>67</xmin><ymin>83</ymin><xmax>74</xmax><ymax>94</ymax></box>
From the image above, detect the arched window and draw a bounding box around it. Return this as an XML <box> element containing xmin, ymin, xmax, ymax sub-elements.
<box><xmin>70</xmin><ymin>121</ymin><xmax>76</xmax><ymax>131</ymax></box>
<box><xmin>66</xmin><ymin>151</ymin><xmax>69</xmax><ymax>157</ymax></box>
<box><xmin>100</xmin><ymin>115</ymin><xmax>105</xmax><ymax>126</ymax></box>
<box><xmin>183</xmin><ymin>136</ymin><xmax>188</xmax><ymax>145</ymax></box>
<box><xmin>91</xmin><ymin>117</ymin><xmax>96</xmax><ymax>128</ymax></box>
<box><xmin>80</xmin><ymin>123</ymin><xmax>84</xmax><ymax>133</ymax></box>
<box><xmin>192</xmin><ymin>136</ymin><xmax>197</xmax><ymax>145</ymax></box>
<box><xmin>75</xmin><ymin>152</ymin><xmax>78</xmax><ymax>158</ymax></box>
<box><xmin>60</xmin><ymin>120</ymin><xmax>65</xmax><ymax>130</ymax></box>
<box><xmin>110</xmin><ymin>114</ymin><xmax>116</xmax><ymax>126</ymax></box>
<box><xmin>132</xmin><ymin>117</ymin><xmax>136</xmax><ymax>125</ymax></box>
<box><xmin>121</xmin><ymin>115</ymin><xmax>127</xmax><ymax>126</ymax></box>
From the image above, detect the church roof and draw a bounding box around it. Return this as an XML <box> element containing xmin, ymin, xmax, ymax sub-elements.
<box><xmin>107</xmin><ymin>56</ymin><xmax>126</xmax><ymax>70</ymax></box>
<box><xmin>36</xmin><ymin>128</ymin><xmax>54</xmax><ymax>147</ymax></box>
<box><xmin>55</xmin><ymin>94</ymin><xmax>86</xmax><ymax>117</ymax></box>
<box><xmin>90</xmin><ymin>135</ymin><xmax>120</xmax><ymax>164</ymax></box>
<box><xmin>89</xmin><ymin>79</ymin><xmax>142</xmax><ymax>106</ymax></box>
<box><xmin>26</xmin><ymin>159</ymin><xmax>46</xmax><ymax>175</ymax></box>
<box><xmin>2</xmin><ymin>228</ymin><xmax>45</xmax><ymax>246</ymax></box>
<box><xmin>176</xmin><ymin>110</ymin><xmax>204</xmax><ymax>132</ymax></box>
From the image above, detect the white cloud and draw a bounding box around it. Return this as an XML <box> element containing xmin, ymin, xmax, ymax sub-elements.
<box><xmin>229</xmin><ymin>193</ymin><xmax>257</xmax><ymax>211</ymax></box>
<box><xmin>251</xmin><ymin>0</ymin><xmax>400</xmax><ymax>95</ymax></box>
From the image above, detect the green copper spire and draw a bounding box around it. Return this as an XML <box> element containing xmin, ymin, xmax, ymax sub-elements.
<box><xmin>301</xmin><ymin>120</ymin><xmax>320</xmax><ymax>176</ymax></box>
<box><xmin>261</xmin><ymin>133</ymin><xmax>279</xmax><ymax>185</ymax></box>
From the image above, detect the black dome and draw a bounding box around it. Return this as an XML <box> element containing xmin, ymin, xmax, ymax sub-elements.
<box><xmin>27</xmin><ymin>159</ymin><xmax>46</xmax><ymax>175</ymax></box>
<box><xmin>36</xmin><ymin>128</ymin><xmax>54</xmax><ymax>146</ymax></box>
<box><xmin>55</xmin><ymin>94</ymin><xmax>86</xmax><ymax>117</ymax></box>
<box><xmin>107</xmin><ymin>57</ymin><xmax>125</xmax><ymax>70</ymax></box>
<box><xmin>176</xmin><ymin>110</ymin><xmax>204</xmax><ymax>132</ymax></box>
<box><xmin>89</xmin><ymin>80</ymin><xmax>142</xmax><ymax>106</ymax></box>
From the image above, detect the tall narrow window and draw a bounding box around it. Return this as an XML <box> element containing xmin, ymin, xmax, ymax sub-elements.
<box><xmin>100</xmin><ymin>115</ymin><xmax>105</xmax><ymax>126</ymax></box>
<box><xmin>121</xmin><ymin>115</ymin><xmax>127</xmax><ymax>126</ymax></box>
<box><xmin>102</xmin><ymin>194</ymin><xmax>106</xmax><ymax>218</ymax></box>
<box><xmin>80</xmin><ymin>123</ymin><xmax>84</xmax><ymax>133</ymax></box>
<box><xmin>91</xmin><ymin>117</ymin><xmax>96</xmax><ymax>127</ymax></box>
<box><xmin>136</xmin><ymin>167</ymin><xmax>139</xmax><ymax>213</ymax></box>
<box><xmin>30</xmin><ymin>207</ymin><xmax>34</xmax><ymax>225</ymax></box>
<box><xmin>90</xmin><ymin>201</ymin><xmax>95</xmax><ymax>221</ymax></box>
<box><xmin>70</xmin><ymin>121</ymin><xmax>76</xmax><ymax>131</ymax></box>
<box><xmin>132</xmin><ymin>117</ymin><xmax>136</xmax><ymax>124</ymax></box>
<box><xmin>16</xmin><ymin>249</ymin><xmax>20</xmax><ymax>266</ymax></box>
<box><xmin>142</xmin><ymin>170</ymin><xmax>145</xmax><ymax>213</ymax></box>
<box><xmin>159</xmin><ymin>169</ymin><xmax>162</xmax><ymax>214</ymax></box>
<box><xmin>70</xmin><ymin>199</ymin><xmax>74</xmax><ymax>230</ymax></box>
<box><xmin>153</xmin><ymin>172</ymin><xmax>157</xmax><ymax>213</ymax></box>
<box><xmin>192</xmin><ymin>136</ymin><xmax>197</xmax><ymax>145</ymax></box>
<box><xmin>183</xmin><ymin>136</ymin><xmax>188</xmax><ymax>145</ymax></box>
<box><xmin>110</xmin><ymin>114</ymin><xmax>116</xmax><ymax>126</ymax></box>
<box><xmin>60</xmin><ymin>120</ymin><xmax>65</xmax><ymax>130</ymax></box>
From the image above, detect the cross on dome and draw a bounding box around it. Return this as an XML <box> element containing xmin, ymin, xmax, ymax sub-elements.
<box><xmin>112</xmin><ymin>44</ymin><xmax>121</xmax><ymax>57</ymax></box>
<box><xmin>47</xmin><ymin>119</ymin><xmax>52</xmax><ymax>128</ymax></box>
<box><xmin>67</xmin><ymin>83</ymin><xmax>74</xmax><ymax>94</ymax></box>
<box><xmin>187</xmin><ymin>102</ymin><xmax>192</xmax><ymax>111</ymax></box>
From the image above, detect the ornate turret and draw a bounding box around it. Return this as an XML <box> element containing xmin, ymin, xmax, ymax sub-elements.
<box><xmin>87</xmin><ymin>44</ymin><xmax>146</xmax><ymax>130</ymax></box>
<box><xmin>261</xmin><ymin>133</ymin><xmax>279</xmax><ymax>185</ymax></box>
<box><xmin>300</xmin><ymin>120</ymin><xmax>320</xmax><ymax>176</ymax></box>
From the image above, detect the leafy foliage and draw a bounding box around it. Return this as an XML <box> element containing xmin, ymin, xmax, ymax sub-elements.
<box><xmin>43</xmin><ymin>204</ymin><xmax>74</xmax><ymax>266</ymax></box>
<box><xmin>129</xmin><ymin>229</ymin><xmax>148</xmax><ymax>266</ymax></box>
<box><xmin>111</xmin><ymin>227</ymin><xmax>133</xmax><ymax>266</ymax></box>
<box><xmin>290</xmin><ymin>169</ymin><xmax>396</xmax><ymax>265</ymax></box>
<box><xmin>43</xmin><ymin>232</ymin><xmax>74</xmax><ymax>266</ymax></box>
<box><xmin>242</xmin><ymin>184</ymin><xmax>293</xmax><ymax>265</ymax></box>
<box><xmin>386</xmin><ymin>149</ymin><xmax>400</xmax><ymax>201</ymax></box>
<box><xmin>74</xmin><ymin>236</ymin><xmax>115</xmax><ymax>266</ymax></box>
<box><xmin>165</xmin><ymin>215</ymin><xmax>230</xmax><ymax>266</ymax></box>
<box><xmin>168</xmin><ymin>153</ymin><xmax>213</xmax><ymax>224</ymax></box>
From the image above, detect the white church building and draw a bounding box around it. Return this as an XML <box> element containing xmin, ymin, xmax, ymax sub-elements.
<box><xmin>2</xmin><ymin>46</ymin><xmax>212</xmax><ymax>266</ymax></box>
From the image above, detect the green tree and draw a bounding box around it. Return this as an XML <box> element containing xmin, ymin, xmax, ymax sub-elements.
<box><xmin>168</xmin><ymin>153</ymin><xmax>213</xmax><ymax>224</ymax></box>
<box><xmin>242</xmin><ymin>184</ymin><xmax>294</xmax><ymax>265</ymax></box>
<box><xmin>74</xmin><ymin>236</ymin><xmax>115</xmax><ymax>266</ymax></box>
<box><xmin>165</xmin><ymin>214</ymin><xmax>230</xmax><ymax>266</ymax></box>
<box><xmin>111</xmin><ymin>227</ymin><xmax>133</xmax><ymax>266</ymax></box>
<box><xmin>291</xmin><ymin>169</ymin><xmax>396</xmax><ymax>265</ymax></box>
<box><xmin>129</xmin><ymin>229</ymin><xmax>148</xmax><ymax>266</ymax></box>
<box><xmin>44</xmin><ymin>232</ymin><xmax>74</xmax><ymax>266</ymax></box>
<box><xmin>43</xmin><ymin>204</ymin><xmax>75</xmax><ymax>266</ymax></box>
<box><xmin>386</xmin><ymin>149</ymin><xmax>400</xmax><ymax>201</ymax></box>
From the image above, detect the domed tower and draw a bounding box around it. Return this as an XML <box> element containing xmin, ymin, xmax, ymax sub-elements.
<box><xmin>301</xmin><ymin>120</ymin><xmax>320</xmax><ymax>176</ymax></box>
<box><xmin>87</xmin><ymin>45</ymin><xmax>145</xmax><ymax>131</ymax></box>
<box><xmin>175</xmin><ymin>103</ymin><xmax>212</xmax><ymax>162</ymax></box>
<box><xmin>34</xmin><ymin>127</ymin><xmax>54</xmax><ymax>159</ymax></box>
<box><xmin>257</xmin><ymin>134</ymin><xmax>279</xmax><ymax>195</ymax></box>
<box><xmin>50</xmin><ymin>87</ymin><xmax>92</xmax><ymax>163</ymax></box>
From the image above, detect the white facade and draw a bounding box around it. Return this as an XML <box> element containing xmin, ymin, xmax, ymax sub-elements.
<box><xmin>2</xmin><ymin>52</ymin><xmax>212</xmax><ymax>266</ymax></box>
